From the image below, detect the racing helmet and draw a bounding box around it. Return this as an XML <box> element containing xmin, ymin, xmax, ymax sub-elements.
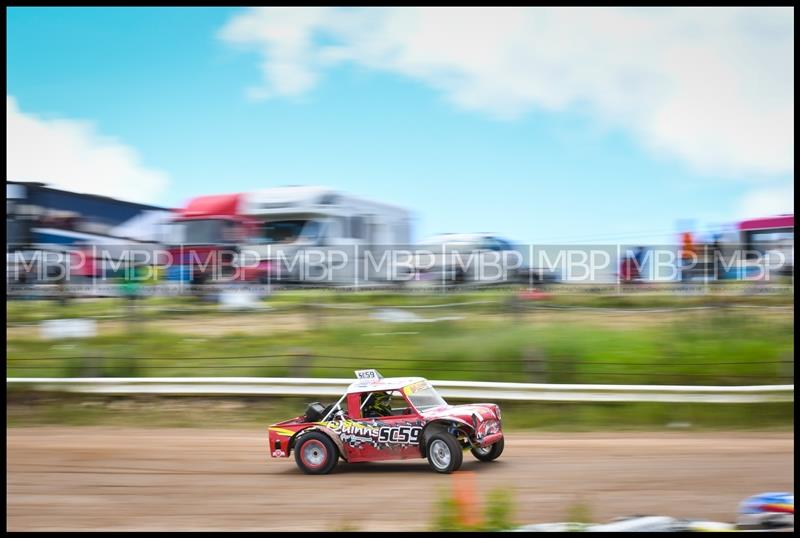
<box><xmin>366</xmin><ymin>391</ymin><xmax>392</xmax><ymax>416</ymax></box>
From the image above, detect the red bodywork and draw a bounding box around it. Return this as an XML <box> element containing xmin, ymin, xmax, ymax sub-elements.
<box><xmin>268</xmin><ymin>385</ymin><xmax>503</xmax><ymax>464</ymax></box>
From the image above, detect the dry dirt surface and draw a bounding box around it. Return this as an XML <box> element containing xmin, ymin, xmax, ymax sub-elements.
<box><xmin>6</xmin><ymin>428</ymin><xmax>794</xmax><ymax>531</ymax></box>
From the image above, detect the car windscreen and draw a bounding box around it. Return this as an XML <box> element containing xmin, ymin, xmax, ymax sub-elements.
<box><xmin>403</xmin><ymin>381</ymin><xmax>447</xmax><ymax>411</ymax></box>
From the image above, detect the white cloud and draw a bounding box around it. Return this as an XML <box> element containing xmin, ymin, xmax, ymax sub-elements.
<box><xmin>6</xmin><ymin>96</ymin><xmax>169</xmax><ymax>205</ymax></box>
<box><xmin>738</xmin><ymin>182</ymin><xmax>794</xmax><ymax>220</ymax></box>
<box><xmin>220</xmin><ymin>7</ymin><xmax>794</xmax><ymax>177</ymax></box>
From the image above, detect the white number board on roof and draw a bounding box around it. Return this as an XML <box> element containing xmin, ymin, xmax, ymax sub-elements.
<box><xmin>354</xmin><ymin>369</ymin><xmax>383</xmax><ymax>381</ymax></box>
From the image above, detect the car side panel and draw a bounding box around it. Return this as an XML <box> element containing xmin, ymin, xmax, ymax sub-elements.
<box><xmin>323</xmin><ymin>416</ymin><xmax>426</xmax><ymax>462</ymax></box>
<box><xmin>268</xmin><ymin>421</ymin><xmax>306</xmax><ymax>458</ymax></box>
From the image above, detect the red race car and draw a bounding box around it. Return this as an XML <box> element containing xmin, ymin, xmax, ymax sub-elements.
<box><xmin>268</xmin><ymin>370</ymin><xmax>504</xmax><ymax>474</ymax></box>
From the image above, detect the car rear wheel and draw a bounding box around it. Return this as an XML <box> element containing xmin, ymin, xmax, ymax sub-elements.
<box><xmin>294</xmin><ymin>432</ymin><xmax>338</xmax><ymax>475</ymax></box>
<box><xmin>426</xmin><ymin>433</ymin><xmax>463</xmax><ymax>474</ymax></box>
<box><xmin>470</xmin><ymin>437</ymin><xmax>504</xmax><ymax>462</ymax></box>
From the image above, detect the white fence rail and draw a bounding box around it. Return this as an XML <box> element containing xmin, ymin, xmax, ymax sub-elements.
<box><xmin>7</xmin><ymin>377</ymin><xmax>793</xmax><ymax>403</ymax></box>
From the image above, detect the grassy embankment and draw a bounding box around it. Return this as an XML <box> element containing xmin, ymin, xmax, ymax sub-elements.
<box><xmin>7</xmin><ymin>289</ymin><xmax>793</xmax><ymax>429</ymax></box>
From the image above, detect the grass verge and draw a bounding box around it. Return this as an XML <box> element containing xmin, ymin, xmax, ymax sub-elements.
<box><xmin>7</xmin><ymin>307</ymin><xmax>794</xmax><ymax>385</ymax></box>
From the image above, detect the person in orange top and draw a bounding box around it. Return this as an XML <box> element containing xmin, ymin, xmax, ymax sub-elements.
<box><xmin>680</xmin><ymin>231</ymin><xmax>696</xmax><ymax>259</ymax></box>
<box><xmin>679</xmin><ymin>231</ymin><xmax>697</xmax><ymax>281</ymax></box>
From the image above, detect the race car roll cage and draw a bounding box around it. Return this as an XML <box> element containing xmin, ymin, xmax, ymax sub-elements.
<box><xmin>319</xmin><ymin>369</ymin><xmax>423</xmax><ymax>422</ymax></box>
<box><xmin>313</xmin><ymin>370</ymin><xmax>498</xmax><ymax>453</ymax></box>
<box><xmin>319</xmin><ymin>388</ymin><xmax>414</xmax><ymax>422</ymax></box>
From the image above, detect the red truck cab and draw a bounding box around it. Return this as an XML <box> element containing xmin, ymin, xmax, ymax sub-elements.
<box><xmin>167</xmin><ymin>193</ymin><xmax>270</xmax><ymax>283</ymax></box>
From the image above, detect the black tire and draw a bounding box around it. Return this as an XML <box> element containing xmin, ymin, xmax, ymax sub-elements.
<box><xmin>426</xmin><ymin>433</ymin><xmax>463</xmax><ymax>474</ymax></box>
<box><xmin>294</xmin><ymin>431</ymin><xmax>339</xmax><ymax>475</ymax></box>
<box><xmin>470</xmin><ymin>437</ymin><xmax>504</xmax><ymax>462</ymax></box>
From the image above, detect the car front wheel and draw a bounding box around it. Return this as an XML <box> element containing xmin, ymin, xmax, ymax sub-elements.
<box><xmin>426</xmin><ymin>433</ymin><xmax>463</xmax><ymax>474</ymax></box>
<box><xmin>470</xmin><ymin>437</ymin><xmax>504</xmax><ymax>462</ymax></box>
<box><xmin>294</xmin><ymin>431</ymin><xmax>339</xmax><ymax>475</ymax></box>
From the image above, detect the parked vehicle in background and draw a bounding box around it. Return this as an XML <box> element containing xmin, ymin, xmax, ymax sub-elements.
<box><xmin>242</xmin><ymin>186</ymin><xmax>411</xmax><ymax>284</ymax></box>
<box><xmin>165</xmin><ymin>193</ymin><xmax>269</xmax><ymax>284</ymax></box>
<box><xmin>412</xmin><ymin>233</ymin><xmax>522</xmax><ymax>285</ymax></box>
<box><xmin>167</xmin><ymin>187</ymin><xmax>412</xmax><ymax>286</ymax></box>
<box><xmin>268</xmin><ymin>369</ymin><xmax>504</xmax><ymax>475</ymax></box>
<box><xmin>737</xmin><ymin>215</ymin><xmax>794</xmax><ymax>279</ymax></box>
<box><xmin>675</xmin><ymin>214</ymin><xmax>793</xmax><ymax>282</ymax></box>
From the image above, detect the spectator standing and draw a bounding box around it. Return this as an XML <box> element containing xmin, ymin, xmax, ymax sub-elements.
<box><xmin>680</xmin><ymin>232</ymin><xmax>696</xmax><ymax>282</ymax></box>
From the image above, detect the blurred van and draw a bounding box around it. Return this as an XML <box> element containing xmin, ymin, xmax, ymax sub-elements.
<box><xmin>412</xmin><ymin>233</ymin><xmax>522</xmax><ymax>285</ymax></box>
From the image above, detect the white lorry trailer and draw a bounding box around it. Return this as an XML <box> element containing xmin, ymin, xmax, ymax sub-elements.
<box><xmin>171</xmin><ymin>186</ymin><xmax>413</xmax><ymax>286</ymax></box>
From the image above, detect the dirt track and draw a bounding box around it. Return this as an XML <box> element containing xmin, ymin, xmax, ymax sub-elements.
<box><xmin>6</xmin><ymin>428</ymin><xmax>793</xmax><ymax>531</ymax></box>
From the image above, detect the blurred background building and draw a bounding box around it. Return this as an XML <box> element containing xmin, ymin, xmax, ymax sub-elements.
<box><xmin>7</xmin><ymin>181</ymin><xmax>174</xmax><ymax>287</ymax></box>
<box><xmin>7</xmin><ymin>180</ymin><xmax>172</xmax><ymax>247</ymax></box>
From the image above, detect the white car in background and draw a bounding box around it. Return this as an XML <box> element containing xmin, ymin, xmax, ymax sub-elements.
<box><xmin>412</xmin><ymin>233</ymin><xmax>522</xmax><ymax>285</ymax></box>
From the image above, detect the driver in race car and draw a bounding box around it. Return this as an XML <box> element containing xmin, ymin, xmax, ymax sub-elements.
<box><xmin>363</xmin><ymin>391</ymin><xmax>392</xmax><ymax>418</ymax></box>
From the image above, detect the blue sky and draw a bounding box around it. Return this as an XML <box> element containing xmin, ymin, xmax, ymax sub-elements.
<box><xmin>7</xmin><ymin>7</ymin><xmax>794</xmax><ymax>244</ymax></box>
